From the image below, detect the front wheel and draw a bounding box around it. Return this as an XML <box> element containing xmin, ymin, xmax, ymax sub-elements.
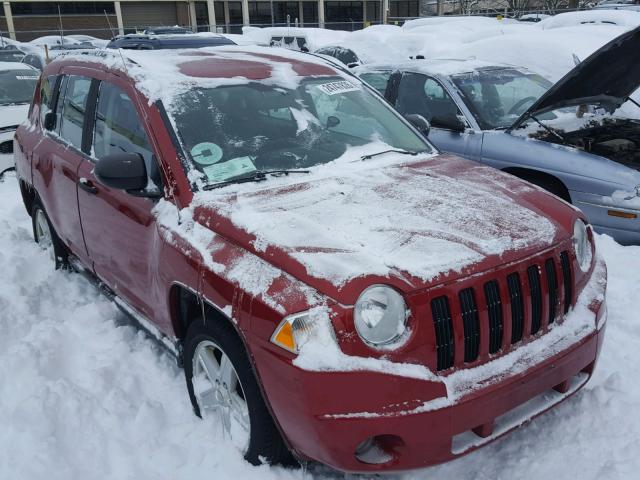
<box><xmin>183</xmin><ymin>317</ymin><xmax>292</xmax><ymax>465</ymax></box>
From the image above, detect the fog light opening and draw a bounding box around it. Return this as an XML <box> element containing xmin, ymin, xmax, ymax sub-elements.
<box><xmin>354</xmin><ymin>435</ymin><xmax>403</xmax><ymax>465</ymax></box>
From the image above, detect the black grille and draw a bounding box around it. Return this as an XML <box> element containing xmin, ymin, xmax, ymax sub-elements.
<box><xmin>507</xmin><ymin>273</ymin><xmax>525</xmax><ymax>344</ymax></box>
<box><xmin>527</xmin><ymin>266</ymin><xmax>542</xmax><ymax>335</ymax></box>
<box><xmin>0</xmin><ymin>140</ymin><xmax>12</xmax><ymax>154</ymax></box>
<box><xmin>560</xmin><ymin>251</ymin><xmax>572</xmax><ymax>314</ymax></box>
<box><xmin>483</xmin><ymin>281</ymin><xmax>503</xmax><ymax>354</ymax></box>
<box><xmin>545</xmin><ymin>259</ymin><xmax>558</xmax><ymax>325</ymax></box>
<box><xmin>431</xmin><ymin>296</ymin><xmax>455</xmax><ymax>371</ymax></box>
<box><xmin>459</xmin><ymin>288</ymin><xmax>480</xmax><ymax>362</ymax></box>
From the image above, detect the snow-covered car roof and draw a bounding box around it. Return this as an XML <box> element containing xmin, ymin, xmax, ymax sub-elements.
<box><xmin>241</xmin><ymin>26</ymin><xmax>351</xmax><ymax>50</ymax></box>
<box><xmin>402</xmin><ymin>15</ymin><xmax>512</xmax><ymax>31</ymax></box>
<box><xmin>51</xmin><ymin>46</ymin><xmax>347</xmax><ymax>105</ymax></box>
<box><xmin>0</xmin><ymin>60</ymin><xmax>38</xmax><ymax>72</ymax></box>
<box><xmin>538</xmin><ymin>9</ymin><xmax>640</xmax><ymax>29</ymax></box>
<box><xmin>356</xmin><ymin>58</ymin><xmax>518</xmax><ymax>78</ymax></box>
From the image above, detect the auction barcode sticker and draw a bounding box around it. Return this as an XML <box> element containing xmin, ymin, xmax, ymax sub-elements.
<box><xmin>316</xmin><ymin>80</ymin><xmax>360</xmax><ymax>96</ymax></box>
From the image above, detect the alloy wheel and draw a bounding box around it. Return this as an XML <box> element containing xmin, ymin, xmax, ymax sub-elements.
<box><xmin>192</xmin><ymin>339</ymin><xmax>251</xmax><ymax>453</ymax></box>
<box><xmin>34</xmin><ymin>208</ymin><xmax>54</xmax><ymax>260</ymax></box>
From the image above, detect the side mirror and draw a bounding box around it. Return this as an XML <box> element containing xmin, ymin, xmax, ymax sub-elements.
<box><xmin>430</xmin><ymin>114</ymin><xmax>466</xmax><ymax>133</ymax></box>
<box><xmin>43</xmin><ymin>111</ymin><xmax>56</xmax><ymax>131</ymax></box>
<box><xmin>404</xmin><ymin>113</ymin><xmax>431</xmax><ymax>137</ymax></box>
<box><xmin>95</xmin><ymin>152</ymin><xmax>151</xmax><ymax>193</ymax></box>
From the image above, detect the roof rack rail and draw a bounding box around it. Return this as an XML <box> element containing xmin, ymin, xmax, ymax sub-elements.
<box><xmin>54</xmin><ymin>48</ymin><xmax>139</xmax><ymax>66</ymax></box>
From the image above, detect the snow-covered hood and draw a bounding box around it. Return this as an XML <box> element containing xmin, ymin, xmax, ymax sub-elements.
<box><xmin>0</xmin><ymin>104</ymin><xmax>29</xmax><ymax>130</ymax></box>
<box><xmin>190</xmin><ymin>154</ymin><xmax>573</xmax><ymax>304</ymax></box>
<box><xmin>512</xmin><ymin>25</ymin><xmax>640</xmax><ymax>128</ymax></box>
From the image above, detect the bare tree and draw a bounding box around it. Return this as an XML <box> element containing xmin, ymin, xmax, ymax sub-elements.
<box><xmin>507</xmin><ymin>0</ymin><xmax>533</xmax><ymax>16</ymax></box>
<box><xmin>542</xmin><ymin>0</ymin><xmax>570</xmax><ymax>13</ymax></box>
<box><xmin>458</xmin><ymin>0</ymin><xmax>481</xmax><ymax>14</ymax></box>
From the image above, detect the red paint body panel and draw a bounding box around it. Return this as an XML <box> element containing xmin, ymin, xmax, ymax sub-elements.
<box><xmin>251</xmin><ymin>299</ymin><xmax>605</xmax><ymax>473</ymax></box>
<box><xmin>13</xmin><ymin>49</ymin><xmax>608</xmax><ymax>473</ymax></box>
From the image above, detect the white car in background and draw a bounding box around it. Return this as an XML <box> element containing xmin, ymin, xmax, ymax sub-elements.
<box><xmin>593</xmin><ymin>0</ymin><xmax>640</xmax><ymax>11</ymax></box>
<box><xmin>66</xmin><ymin>34</ymin><xmax>109</xmax><ymax>48</ymax></box>
<box><xmin>0</xmin><ymin>62</ymin><xmax>39</xmax><ymax>175</ymax></box>
<box><xmin>29</xmin><ymin>35</ymin><xmax>83</xmax><ymax>48</ymax></box>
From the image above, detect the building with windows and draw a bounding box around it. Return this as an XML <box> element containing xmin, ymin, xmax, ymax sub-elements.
<box><xmin>0</xmin><ymin>1</ymin><xmax>422</xmax><ymax>40</ymax></box>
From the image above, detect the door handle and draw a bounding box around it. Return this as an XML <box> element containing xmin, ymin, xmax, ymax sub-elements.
<box><xmin>78</xmin><ymin>177</ymin><xmax>98</xmax><ymax>195</ymax></box>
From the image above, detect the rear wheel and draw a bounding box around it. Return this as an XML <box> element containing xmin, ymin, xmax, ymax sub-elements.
<box><xmin>183</xmin><ymin>317</ymin><xmax>292</xmax><ymax>465</ymax></box>
<box><xmin>31</xmin><ymin>199</ymin><xmax>68</xmax><ymax>269</ymax></box>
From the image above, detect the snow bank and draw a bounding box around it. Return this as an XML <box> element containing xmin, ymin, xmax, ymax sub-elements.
<box><xmin>0</xmin><ymin>178</ymin><xmax>300</xmax><ymax>480</ymax></box>
<box><xmin>429</xmin><ymin>24</ymin><xmax>627</xmax><ymax>81</ymax></box>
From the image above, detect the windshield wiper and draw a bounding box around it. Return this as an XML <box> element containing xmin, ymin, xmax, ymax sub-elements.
<box><xmin>202</xmin><ymin>169</ymin><xmax>310</xmax><ymax>190</ymax></box>
<box><xmin>360</xmin><ymin>149</ymin><xmax>423</xmax><ymax>161</ymax></box>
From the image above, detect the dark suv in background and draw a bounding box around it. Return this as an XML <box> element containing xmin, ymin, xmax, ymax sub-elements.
<box><xmin>106</xmin><ymin>34</ymin><xmax>234</xmax><ymax>50</ymax></box>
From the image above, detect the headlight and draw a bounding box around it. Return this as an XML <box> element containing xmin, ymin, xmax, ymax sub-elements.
<box><xmin>573</xmin><ymin>219</ymin><xmax>592</xmax><ymax>272</ymax></box>
<box><xmin>354</xmin><ymin>285</ymin><xmax>408</xmax><ymax>347</ymax></box>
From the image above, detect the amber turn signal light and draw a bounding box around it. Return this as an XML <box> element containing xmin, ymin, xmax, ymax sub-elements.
<box><xmin>607</xmin><ymin>210</ymin><xmax>637</xmax><ymax>219</ymax></box>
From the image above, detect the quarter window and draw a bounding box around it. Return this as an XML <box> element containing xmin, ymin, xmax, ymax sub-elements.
<box><xmin>359</xmin><ymin>71</ymin><xmax>391</xmax><ymax>96</ymax></box>
<box><xmin>58</xmin><ymin>75</ymin><xmax>92</xmax><ymax>150</ymax></box>
<box><xmin>39</xmin><ymin>75</ymin><xmax>57</xmax><ymax>126</ymax></box>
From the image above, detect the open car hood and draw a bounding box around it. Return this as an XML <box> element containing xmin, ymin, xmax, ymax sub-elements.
<box><xmin>511</xmin><ymin>25</ymin><xmax>640</xmax><ymax>129</ymax></box>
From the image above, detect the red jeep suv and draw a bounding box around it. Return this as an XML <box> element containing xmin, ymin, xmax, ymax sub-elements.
<box><xmin>14</xmin><ymin>47</ymin><xmax>607</xmax><ymax>473</ymax></box>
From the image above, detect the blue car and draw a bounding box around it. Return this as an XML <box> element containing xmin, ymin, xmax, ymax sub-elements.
<box><xmin>356</xmin><ymin>26</ymin><xmax>640</xmax><ymax>244</ymax></box>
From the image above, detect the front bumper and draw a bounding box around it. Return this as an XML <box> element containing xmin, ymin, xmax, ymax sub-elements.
<box><xmin>252</xmin><ymin>259</ymin><xmax>607</xmax><ymax>473</ymax></box>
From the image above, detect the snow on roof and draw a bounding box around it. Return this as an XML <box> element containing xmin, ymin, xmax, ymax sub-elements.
<box><xmin>0</xmin><ymin>61</ymin><xmax>38</xmax><ymax>72</ymax></box>
<box><xmin>402</xmin><ymin>15</ymin><xmax>509</xmax><ymax>31</ymax></box>
<box><xmin>241</xmin><ymin>26</ymin><xmax>351</xmax><ymax>50</ymax></box>
<box><xmin>357</xmin><ymin>58</ymin><xmax>514</xmax><ymax>77</ymax></box>
<box><xmin>56</xmin><ymin>46</ymin><xmax>341</xmax><ymax>106</ymax></box>
<box><xmin>539</xmin><ymin>9</ymin><xmax>640</xmax><ymax>29</ymax></box>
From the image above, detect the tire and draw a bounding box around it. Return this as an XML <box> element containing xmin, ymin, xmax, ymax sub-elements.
<box><xmin>183</xmin><ymin>317</ymin><xmax>292</xmax><ymax>466</ymax></box>
<box><xmin>31</xmin><ymin>199</ymin><xmax>68</xmax><ymax>270</ymax></box>
<box><xmin>517</xmin><ymin>172</ymin><xmax>571</xmax><ymax>203</ymax></box>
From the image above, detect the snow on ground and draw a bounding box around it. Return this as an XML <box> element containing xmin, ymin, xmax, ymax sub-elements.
<box><xmin>0</xmin><ymin>168</ymin><xmax>639</xmax><ymax>480</ymax></box>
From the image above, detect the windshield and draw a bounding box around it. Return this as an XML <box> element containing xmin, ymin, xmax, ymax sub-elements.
<box><xmin>169</xmin><ymin>76</ymin><xmax>431</xmax><ymax>185</ymax></box>
<box><xmin>451</xmin><ymin>68</ymin><xmax>552</xmax><ymax>130</ymax></box>
<box><xmin>0</xmin><ymin>69</ymin><xmax>39</xmax><ymax>105</ymax></box>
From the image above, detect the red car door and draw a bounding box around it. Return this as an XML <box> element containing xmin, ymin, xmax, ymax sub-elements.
<box><xmin>32</xmin><ymin>73</ymin><xmax>93</xmax><ymax>265</ymax></box>
<box><xmin>75</xmin><ymin>74</ymin><xmax>164</xmax><ymax>320</ymax></box>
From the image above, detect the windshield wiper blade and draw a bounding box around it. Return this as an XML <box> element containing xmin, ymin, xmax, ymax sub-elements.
<box><xmin>360</xmin><ymin>149</ymin><xmax>420</xmax><ymax>161</ymax></box>
<box><xmin>202</xmin><ymin>169</ymin><xmax>310</xmax><ymax>190</ymax></box>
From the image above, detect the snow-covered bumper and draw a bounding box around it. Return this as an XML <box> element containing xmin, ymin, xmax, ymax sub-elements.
<box><xmin>0</xmin><ymin>128</ymin><xmax>16</xmax><ymax>174</ymax></box>
<box><xmin>253</xmin><ymin>257</ymin><xmax>607</xmax><ymax>473</ymax></box>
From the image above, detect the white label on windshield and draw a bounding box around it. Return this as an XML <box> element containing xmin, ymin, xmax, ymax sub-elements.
<box><xmin>316</xmin><ymin>80</ymin><xmax>360</xmax><ymax>96</ymax></box>
<box><xmin>203</xmin><ymin>156</ymin><xmax>257</xmax><ymax>183</ymax></box>
<box><xmin>16</xmin><ymin>76</ymin><xmax>39</xmax><ymax>80</ymax></box>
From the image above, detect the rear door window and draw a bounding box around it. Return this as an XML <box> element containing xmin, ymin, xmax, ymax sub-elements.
<box><xmin>58</xmin><ymin>75</ymin><xmax>92</xmax><ymax>150</ymax></box>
